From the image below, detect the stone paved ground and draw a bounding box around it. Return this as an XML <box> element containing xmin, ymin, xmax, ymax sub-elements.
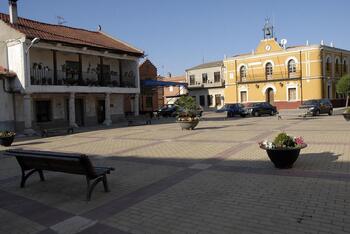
<box><xmin>1</xmin><ymin>112</ymin><xmax>350</xmax><ymax>234</ymax></box>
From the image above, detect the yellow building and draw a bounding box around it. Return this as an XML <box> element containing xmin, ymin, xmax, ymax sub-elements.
<box><xmin>224</xmin><ymin>21</ymin><xmax>350</xmax><ymax>109</ymax></box>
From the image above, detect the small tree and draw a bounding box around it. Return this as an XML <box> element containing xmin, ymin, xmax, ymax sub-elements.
<box><xmin>336</xmin><ymin>74</ymin><xmax>350</xmax><ymax>108</ymax></box>
<box><xmin>175</xmin><ymin>96</ymin><xmax>197</xmax><ymax>119</ymax></box>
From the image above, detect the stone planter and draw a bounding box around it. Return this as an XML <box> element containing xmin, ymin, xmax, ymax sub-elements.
<box><xmin>343</xmin><ymin>113</ymin><xmax>350</xmax><ymax>121</ymax></box>
<box><xmin>177</xmin><ymin>119</ymin><xmax>199</xmax><ymax>130</ymax></box>
<box><xmin>260</xmin><ymin>144</ymin><xmax>307</xmax><ymax>169</ymax></box>
<box><xmin>0</xmin><ymin>135</ymin><xmax>15</xmax><ymax>147</ymax></box>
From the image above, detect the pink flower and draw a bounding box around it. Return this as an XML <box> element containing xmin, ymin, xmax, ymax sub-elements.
<box><xmin>295</xmin><ymin>136</ymin><xmax>305</xmax><ymax>145</ymax></box>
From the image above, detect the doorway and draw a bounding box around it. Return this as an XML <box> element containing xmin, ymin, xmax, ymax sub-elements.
<box><xmin>75</xmin><ymin>99</ymin><xmax>85</xmax><ymax>126</ymax></box>
<box><xmin>265</xmin><ymin>88</ymin><xmax>274</xmax><ymax>105</ymax></box>
<box><xmin>97</xmin><ymin>100</ymin><xmax>106</xmax><ymax>124</ymax></box>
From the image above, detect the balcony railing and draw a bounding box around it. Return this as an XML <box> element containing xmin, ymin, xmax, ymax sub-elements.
<box><xmin>237</xmin><ymin>71</ymin><xmax>302</xmax><ymax>83</ymax></box>
<box><xmin>30</xmin><ymin>70</ymin><xmax>136</xmax><ymax>88</ymax></box>
<box><xmin>203</xmin><ymin>80</ymin><xmax>225</xmax><ymax>87</ymax></box>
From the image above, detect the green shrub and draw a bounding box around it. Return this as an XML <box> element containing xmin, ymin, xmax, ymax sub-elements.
<box><xmin>273</xmin><ymin>132</ymin><xmax>295</xmax><ymax>148</ymax></box>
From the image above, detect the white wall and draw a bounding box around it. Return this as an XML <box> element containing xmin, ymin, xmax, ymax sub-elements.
<box><xmin>187</xmin><ymin>66</ymin><xmax>223</xmax><ymax>84</ymax></box>
<box><xmin>7</xmin><ymin>42</ymin><xmax>26</xmax><ymax>90</ymax></box>
<box><xmin>111</xmin><ymin>94</ymin><xmax>124</xmax><ymax>115</ymax></box>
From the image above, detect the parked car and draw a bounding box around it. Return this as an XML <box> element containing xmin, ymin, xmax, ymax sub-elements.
<box><xmin>246</xmin><ymin>102</ymin><xmax>278</xmax><ymax>117</ymax></box>
<box><xmin>299</xmin><ymin>99</ymin><xmax>333</xmax><ymax>116</ymax></box>
<box><xmin>226</xmin><ymin>103</ymin><xmax>248</xmax><ymax>117</ymax></box>
<box><xmin>157</xmin><ymin>105</ymin><xmax>181</xmax><ymax>117</ymax></box>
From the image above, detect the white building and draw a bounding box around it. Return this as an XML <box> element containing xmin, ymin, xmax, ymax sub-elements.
<box><xmin>0</xmin><ymin>1</ymin><xmax>144</xmax><ymax>134</ymax></box>
<box><xmin>186</xmin><ymin>61</ymin><xmax>225</xmax><ymax>110</ymax></box>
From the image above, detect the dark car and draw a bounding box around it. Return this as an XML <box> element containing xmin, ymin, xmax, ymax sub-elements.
<box><xmin>226</xmin><ymin>103</ymin><xmax>248</xmax><ymax>117</ymax></box>
<box><xmin>299</xmin><ymin>99</ymin><xmax>333</xmax><ymax>116</ymax></box>
<box><xmin>246</xmin><ymin>102</ymin><xmax>278</xmax><ymax>117</ymax></box>
<box><xmin>157</xmin><ymin>105</ymin><xmax>181</xmax><ymax>117</ymax></box>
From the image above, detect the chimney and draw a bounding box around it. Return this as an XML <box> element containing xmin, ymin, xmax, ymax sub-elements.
<box><xmin>9</xmin><ymin>0</ymin><xmax>18</xmax><ymax>24</ymax></box>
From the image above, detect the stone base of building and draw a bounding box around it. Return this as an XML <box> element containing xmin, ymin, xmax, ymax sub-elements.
<box><xmin>274</xmin><ymin>101</ymin><xmax>302</xmax><ymax>110</ymax></box>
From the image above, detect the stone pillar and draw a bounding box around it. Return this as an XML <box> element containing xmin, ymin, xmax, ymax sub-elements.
<box><xmin>103</xmin><ymin>93</ymin><xmax>112</xmax><ymax>126</ymax></box>
<box><xmin>69</xmin><ymin>93</ymin><xmax>78</xmax><ymax>128</ymax></box>
<box><xmin>23</xmin><ymin>94</ymin><xmax>35</xmax><ymax>135</ymax></box>
<box><xmin>134</xmin><ymin>94</ymin><xmax>139</xmax><ymax>116</ymax></box>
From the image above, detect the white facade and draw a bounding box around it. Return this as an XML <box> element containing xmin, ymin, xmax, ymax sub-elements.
<box><xmin>186</xmin><ymin>62</ymin><xmax>225</xmax><ymax>110</ymax></box>
<box><xmin>0</xmin><ymin>22</ymin><xmax>142</xmax><ymax>133</ymax></box>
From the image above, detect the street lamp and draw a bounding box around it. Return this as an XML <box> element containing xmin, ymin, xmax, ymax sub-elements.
<box><xmin>25</xmin><ymin>37</ymin><xmax>40</xmax><ymax>54</ymax></box>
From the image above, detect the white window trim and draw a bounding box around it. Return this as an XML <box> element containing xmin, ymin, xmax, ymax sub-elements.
<box><xmin>284</xmin><ymin>56</ymin><xmax>299</xmax><ymax>66</ymax></box>
<box><xmin>286</xmin><ymin>84</ymin><xmax>298</xmax><ymax>102</ymax></box>
<box><xmin>238</xmin><ymin>86</ymin><xmax>248</xmax><ymax>103</ymax></box>
<box><xmin>262</xmin><ymin>84</ymin><xmax>276</xmax><ymax>95</ymax></box>
<box><xmin>229</xmin><ymin>72</ymin><xmax>234</xmax><ymax>79</ymax></box>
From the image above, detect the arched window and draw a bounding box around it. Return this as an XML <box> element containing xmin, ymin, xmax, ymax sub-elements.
<box><xmin>344</xmin><ymin>59</ymin><xmax>348</xmax><ymax>74</ymax></box>
<box><xmin>240</xmin><ymin>66</ymin><xmax>247</xmax><ymax>81</ymax></box>
<box><xmin>326</xmin><ymin>57</ymin><xmax>331</xmax><ymax>72</ymax></box>
<box><xmin>335</xmin><ymin>58</ymin><xmax>340</xmax><ymax>74</ymax></box>
<box><xmin>265</xmin><ymin>62</ymin><xmax>273</xmax><ymax>79</ymax></box>
<box><xmin>288</xmin><ymin>59</ymin><xmax>296</xmax><ymax>76</ymax></box>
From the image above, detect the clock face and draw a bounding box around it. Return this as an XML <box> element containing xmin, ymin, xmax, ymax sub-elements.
<box><xmin>265</xmin><ymin>45</ymin><xmax>271</xmax><ymax>51</ymax></box>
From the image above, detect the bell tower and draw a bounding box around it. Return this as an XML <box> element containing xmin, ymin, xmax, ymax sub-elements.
<box><xmin>262</xmin><ymin>18</ymin><xmax>274</xmax><ymax>39</ymax></box>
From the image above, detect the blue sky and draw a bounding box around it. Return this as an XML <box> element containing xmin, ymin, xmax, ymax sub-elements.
<box><xmin>1</xmin><ymin>0</ymin><xmax>349</xmax><ymax>76</ymax></box>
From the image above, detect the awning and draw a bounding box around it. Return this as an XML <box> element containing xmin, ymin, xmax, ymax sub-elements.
<box><xmin>141</xmin><ymin>79</ymin><xmax>187</xmax><ymax>87</ymax></box>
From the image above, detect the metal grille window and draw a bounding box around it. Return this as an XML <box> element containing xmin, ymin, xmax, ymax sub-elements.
<box><xmin>240</xmin><ymin>66</ymin><xmax>246</xmax><ymax>80</ymax></box>
<box><xmin>288</xmin><ymin>88</ymin><xmax>296</xmax><ymax>101</ymax></box>
<box><xmin>288</xmin><ymin>59</ymin><xmax>296</xmax><ymax>75</ymax></box>
<box><xmin>207</xmin><ymin>95</ymin><xmax>213</xmax><ymax>106</ymax></box>
<box><xmin>335</xmin><ymin>59</ymin><xmax>340</xmax><ymax>74</ymax></box>
<box><xmin>146</xmin><ymin>96</ymin><xmax>153</xmax><ymax>108</ymax></box>
<box><xmin>344</xmin><ymin>60</ymin><xmax>348</xmax><ymax>73</ymax></box>
<box><xmin>189</xmin><ymin>75</ymin><xmax>195</xmax><ymax>85</ymax></box>
<box><xmin>265</xmin><ymin>62</ymin><xmax>273</xmax><ymax>78</ymax></box>
<box><xmin>214</xmin><ymin>72</ymin><xmax>221</xmax><ymax>83</ymax></box>
<box><xmin>35</xmin><ymin>100</ymin><xmax>52</xmax><ymax>122</ymax></box>
<box><xmin>202</xmin><ymin>73</ymin><xmax>208</xmax><ymax>83</ymax></box>
<box><xmin>326</xmin><ymin>57</ymin><xmax>331</xmax><ymax>72</ymax></box>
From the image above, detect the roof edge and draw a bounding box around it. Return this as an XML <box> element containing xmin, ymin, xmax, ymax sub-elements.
<box><xmin>99</xmin><ymin>31</ymin><xmax>144</xmax><ymax>55</ymax></box>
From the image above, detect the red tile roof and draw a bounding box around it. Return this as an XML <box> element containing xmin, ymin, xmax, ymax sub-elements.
<box><xmin>0</xmin><ymin>13</ymin><xmax>144</xmax><ymax>57</ymax></box>
<box><xmin>0</xmin><ymin>66</ymin><xmax>16</xmax><ymax>78</ymax></box>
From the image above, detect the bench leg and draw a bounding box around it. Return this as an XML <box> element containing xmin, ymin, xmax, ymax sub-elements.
<box><xmin>86</xmin><ymin>176</ymin><xmax>105</xmax><ymax>201</ymax></box>
<box><xmin>20</xmin><ymin>169</ymin><xmax>45</xmax><ymax>188</ymax></box>
<box><xmin>102</xmin><ymin>175</ymin><xmax>110</xmax><ymax>192</ymax></box>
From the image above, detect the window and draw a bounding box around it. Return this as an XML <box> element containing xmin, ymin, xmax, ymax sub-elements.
<box><xmin>169</xmin><ymin>86</ymin><xmax>174</xmax><ymax>92</ymax></box>
<box><xmin>215</xmin><ymin>94</ymin><xmax>222</xmax><ymax>106</ymax></box>
<box><xmin>240</xmin><ymin>91</ymin><xmax>247</xmax><ymax>103</ymax></box>
<box><xmin>65</xmin><ymin>61</ymin><xmax>79</xmax><ymax>80</ymax></box>
<box><xmin>343</xmin><ymin>60</ymin><xmax>348</xmax><ymax>74</ymax></box>
<box><xmin>288</xmin><ymin>59</ymin><xmax>296</xmax><ymax>76</ymax></box>
<box><xmin>189</xmin><ymin>75</ymin><xmax>195</xmax><ymax>85</ymax></box>
<box><xmin>199</xmin><ymin>95</ymin><xmax>205</xmax><ymax>106</ymax></box>
<box><xmin>240</xmin><ymin>66</ymin><xmax>246</xmax><ymax>80</ymax></box>
<box><xmin>326</xmin><ymin>57</ymin><xmax>331</xmax><ymax>72</ymax></box>
<box><xmin>288</xmin><ymin>88</ymin><xmax>296</xmax><ymax>101</ymax></box>
<box><xmin>146</xmin><ymin>96</ymin><xmax>153</xmax><ymax>108</ymax></box>
<box><xmin>265</xmin><ymin>62</ymin><xmax>273</xmax><ymax>78</ymax></box>
<box><xmin>214</xmin><ymin>72</ymin><xmax>221</xmax><ymax>83</ymax></box>
<box><xmin>207</xmin><ymin>95</ymin><xmax>213</xmax><ymax>106</ymax></box>
<box><xmin>335</xmin><ymin>58</ymin><xmax>340</xmax><ymax>74</ymax></box>
<box><xmin>35</xmin><ymin>100</ymin><xmax>52</xmax><ymax>122</ymax></box>
<box><xmin>202</xmin><ymin>73</ymin><xmax>208</xmax><ymax>83</ymax></box>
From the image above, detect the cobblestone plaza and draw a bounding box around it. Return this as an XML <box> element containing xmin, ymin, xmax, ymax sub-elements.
<box><xmin>1</xmin><ymin>113</ymin><xmax>350</xmax><ymax>234</ymax></box>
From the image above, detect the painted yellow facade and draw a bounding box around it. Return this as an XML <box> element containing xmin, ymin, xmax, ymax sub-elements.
<box><xmin>224</xmin><ymin>38</ymin><xmax>350</xmax><ymax>109</ymax></box>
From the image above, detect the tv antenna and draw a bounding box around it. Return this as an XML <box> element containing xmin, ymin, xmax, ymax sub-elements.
<box><xmin>56</xmin><ymin>16</ymin><xmax>67</xmax><ymax>25</ymax></box>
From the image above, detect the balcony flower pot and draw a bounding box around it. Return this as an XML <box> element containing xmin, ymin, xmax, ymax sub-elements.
<box><xmin>259</xmin><ymin>133</ymin><xmax>307</xmax><ymax>169</ymax></box>
<box><xmin>0</xmin><ymin>131</ymin><xmax>16</xmax><ymax>147</ymax></box>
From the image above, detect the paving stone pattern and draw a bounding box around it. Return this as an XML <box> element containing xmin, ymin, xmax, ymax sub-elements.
<box><xmin>0</xmin><ymin>113</ymin><xmax>350</xmax><ymax>233</ymax></box>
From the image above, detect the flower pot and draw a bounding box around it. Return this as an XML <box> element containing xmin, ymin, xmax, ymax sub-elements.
<box><xmin>343</xmin><ymin>113</ymin><xmax>350</xmax><ymax>121</ymax></box>
<box><xmin>177</xmin><ymin>119</ymin><xmax>199</xmax><ymax>130</ymax></box>
<box><xmin>0</xmin><ymin>135</ymin><xmax>15</xmax><ymax>147</ymax></box>
<box><xmin>260</xmin><ymin>144</ymin><xmax>307</xmax><ymax>169</ymax></box>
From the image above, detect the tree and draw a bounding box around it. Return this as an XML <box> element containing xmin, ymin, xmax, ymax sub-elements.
<box><xmin>336</xmin><ymin>74</ymin><xmax>350</xmax><ymax>107</ymax></box>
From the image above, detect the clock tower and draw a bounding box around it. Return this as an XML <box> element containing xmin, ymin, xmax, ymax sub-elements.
<box><xmin>263</xmin><ymin>18</ymin><xmax>274</xmax><ymax>39</ymax></box>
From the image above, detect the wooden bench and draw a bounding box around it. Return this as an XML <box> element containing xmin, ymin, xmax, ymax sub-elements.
<box><xmin>4</xmin><ymin>149</ymin><xmax>114</xmax><ymax>201</ymax></box>
<box><xmin>40</xmin><ymin>126</ymin><xmax>74</xmax><ymax>137</ymax></box>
